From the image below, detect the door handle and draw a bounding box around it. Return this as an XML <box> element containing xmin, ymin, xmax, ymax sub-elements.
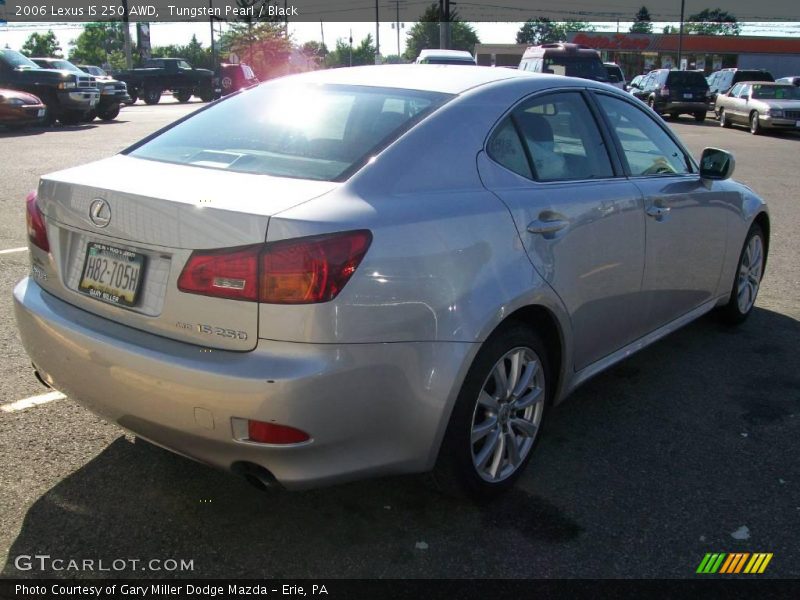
<box><xmin>527</xmin><ymin>216</ymin><xmax>569</xmax><ymax>236</ymax></box>
<box><xmin>646</xmin><ymin>205</ymin><xmax>671</xmax><ymax>220</ymax></box>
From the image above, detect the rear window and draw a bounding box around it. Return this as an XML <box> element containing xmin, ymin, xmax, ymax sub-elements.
<box><xmin>735</xmin><ymin>71</ymin><xmax>774</xmax><ymax>83</ymax></box>
<box><xmin>666</xmin><ymin>71</ymin><xmax>709</xmax><ymax>88</ymax></box>
<box><xmin>128</xmin><ymin>83</ymin><xmax>451</xmax><ymax>181</ymax></box>
<box><xmin>544</xmin><ymin>57</ymin><xmax>608</xmax><ymax>81</ymax></box>
<box><xmin>422</xmin><ymin>58</ymin><xmax>475</xmax><ymax>65</ymax></box>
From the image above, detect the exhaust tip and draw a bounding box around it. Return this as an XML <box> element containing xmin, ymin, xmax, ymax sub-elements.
<box><xmin>232</xmin><ymin>461</ymin><xmax>283</xmax><ymax>493</ymax></box>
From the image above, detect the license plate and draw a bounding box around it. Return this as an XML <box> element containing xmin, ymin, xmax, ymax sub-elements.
<box><xmin>79</xmin><ymin>242</ymin><xmax>145</xmax><ymax>307</ymax></box>
<box><xmin>683</xmin><ymin>93</ymin><xmax>693</xmax><ymax>99</ymax></box>
<box><xmin>37</xmin><ymin>109</ymin><xmax>45</xmax><ymax>117</ymax></box>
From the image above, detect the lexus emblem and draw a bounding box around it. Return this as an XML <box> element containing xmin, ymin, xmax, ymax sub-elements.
<box><xmin>89</xmin><ymin>199</ymin><xmax>111</xmax><ymax>228</ymax></box>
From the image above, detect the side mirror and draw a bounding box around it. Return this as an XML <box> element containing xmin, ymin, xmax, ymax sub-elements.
<box><xmin>700</xmin><ymin>147</ymin><xmax>735</xmax><ymax>181</ymax></box>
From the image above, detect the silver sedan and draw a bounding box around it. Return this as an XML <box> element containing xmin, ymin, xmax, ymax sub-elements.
<box><xmin>14</xmin><ymin>65</ymin><xmax>769</xmax><ymax>498</ymax></box>
<box><xmin>716</xmin><ymin>81</ymin><xmax>800</xmax><ymax>134</ymax></box>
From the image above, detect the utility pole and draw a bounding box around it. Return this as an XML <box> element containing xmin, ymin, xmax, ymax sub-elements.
<box><xmin>349</xmin><ymin>29</ymin><xmax>353</xmax><ymax>67</ymax></box>
<box><xmin>677</xmin><ymin>0</ymin><xmax>685</xmax><ymax>70</ymax></box>
<box><xmin>120</xmin><ymin>0</ymin><xmax>133</xmax><ymax>69</ymax></box>
<box><xmin>209</xmin><ymin>0</ymin><xmax>216</xmax><ymax>73</ymax></box>
<box><xmin>396</xmin><ymin>1</ymin><xmax>401</xmax><ymax>57</ymax></box>
<box><xmin>375</xmin><ymin>0</ymin><xmax>380</xmax><ymax>64</ymax></box>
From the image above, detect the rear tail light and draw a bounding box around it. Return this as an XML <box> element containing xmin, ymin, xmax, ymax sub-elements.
<box><xmin>177</xmin><ymin>230</ymin><xmax>372</xmax><ymax>304</ymax></box>
<box><xmin>247</xmin><ymin>420</ymin><xmax>310</xmax><ymax>445</ymax></box>
<box><xmin>660</xmin><ymin>86</ymin><xmax>670</xmax><ymax>97</ymax></box>
<box><xmin>25</xmin><ymin>191</ymin><xmax>50</xmax><ymax>253</ymax></box>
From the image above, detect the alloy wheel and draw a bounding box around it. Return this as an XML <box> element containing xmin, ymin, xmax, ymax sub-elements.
<box><xmin>470</xmin><ymin>347</ymin><xmax>545</xmax><ymax>483</ymax></box>
<box><xmin>737</xmin><ymin>234</ymin><xmax>763</xmax><ymax>314</ymax></box>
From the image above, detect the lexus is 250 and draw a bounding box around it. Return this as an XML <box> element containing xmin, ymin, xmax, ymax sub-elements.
<box><xmin>14</xmin><ymin>65</ymin><xmax>769</xmax><ymax>497</ymax></box>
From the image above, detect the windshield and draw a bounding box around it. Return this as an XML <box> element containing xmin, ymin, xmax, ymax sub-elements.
<box><xmin>128</xmin><ymin>83</ymin><xmax>451</xmax><ymax>181</ymax></box>
<box><xmin>752</xmin><ymin>85</ymin><xmax>800</xmax><ymax>100</ymax></box>
<box><xmin>41</xmin><ymin>59</ymin><xmax>83</xmax><ymax>73</ymax></box>
<box><xmin>544</xmin><ymin>57</ymin><xmax>608</xmax><ymax>81</ymax></box>
<box><xmin>0</xmin><ymin>49</ymin><xmax>40</xmax><ymax>69</ymax></box>
<box><xmin>81</xmin><ymin>66</ymin><xmax>106</xmax><ymax>76</ymax></box>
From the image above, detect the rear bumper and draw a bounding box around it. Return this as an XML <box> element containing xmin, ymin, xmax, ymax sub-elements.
<box><xmin>13</xmin><ymin>278</ymin><xmax>473</xmax><ymax>490</ymax></box>
<box><xmin>656</xmin><ymin>100</ymin><xmax>709</xmax><ymax>114</ymax></box>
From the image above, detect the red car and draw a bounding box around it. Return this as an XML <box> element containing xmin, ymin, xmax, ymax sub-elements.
<box><xmin>0</xmin><ymin>88</ymin><xmax>46</xmax><ymax>129</ymax></box>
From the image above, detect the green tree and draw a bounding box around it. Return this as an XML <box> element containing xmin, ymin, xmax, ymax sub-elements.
<box><xmin>516</xmin><ymin>18</ymin><xmax>594</xmax><ymax>45</ymax></box>
<box><xmin>629</xmin><ymin>7</ymin><xmax>653</xmax><ymax>34</ymax></box>
<box><xmin>20</xmin><ymin>30</ymin><xmax>62</xmax><ymax>57</ymax></box>
<box><xmin>150</xmin><ymin>35</ymin><xmax>213</xmax><ymax>69</ymax></box>
<box><xmin>403</xmin><ymin>3</ymin><xmax>479</xmax><ymax>61</ymax></box>
<box><xmin>326</xmin><ymin>34</ymin><xmax>376</xmax><ymax>68</ymax></box>
<box><xmin>68</xmin><ymin>23</ymin><xmax>126</xmax><ymax>67</ymax></box>
<box><xmin>663</xmin><ymin>25</ymin><xmax>679</xmax><ymax>34</ymax></box>
<box><xmin>685</xmin><ymin>9</ymin><xmax>741</xmax><ymax>35</ymax></box>
<box><xmin>218</xmin><ymin>22</ymin><xmax>292</xmax><ymax>79</ymax></box>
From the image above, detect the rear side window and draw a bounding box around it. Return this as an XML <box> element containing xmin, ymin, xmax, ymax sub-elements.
<box><xmin>596</xmin><ymin>94</ymin><xmax>692</xmax><ymax>177</ymax></box>
<box><xmin>129</xmin><ymin>83</ymin><xmax>451</xmax><ymax>181</ymax></box>
<box><xmin>735</xmin><ymin>71</ymin><xmax>773</xmax><ymax>83</ymax></box>
<box><xmin>488</xmin><ymin>92</ymin><xmax>613</xmax><ymax>182</ymax></box>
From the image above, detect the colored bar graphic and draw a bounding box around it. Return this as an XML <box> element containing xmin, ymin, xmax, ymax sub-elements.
<box><xmin>700</xmin><ymin>552</ymin><xmax>773</xmax><ymax>574</ymax></box>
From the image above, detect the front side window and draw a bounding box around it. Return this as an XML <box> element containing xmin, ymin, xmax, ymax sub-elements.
<box><xmin>488</xmin><ymin>92</ymin><xmax>613</xmax><ymax>182</ymax></box>
<box><xmin>178</xmin><ymin>60</ymin><xmax>192</xmax><ymax>70</ymax></box>
<box><xmin>728</xmin><ymin>83</ymin><xmax>743</xmax><ymax>98</ymax></box>
<box><xmin>596</xmin><ymin>94</ymin><xmax>692</xmax><ymax>177</ymax></box>
<box><xmin>128</xmin><ymin>83</ymin><xmax>451</xmax><ymax>182</ymax></box>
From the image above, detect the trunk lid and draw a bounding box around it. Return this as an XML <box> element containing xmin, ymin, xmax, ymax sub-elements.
<box><xmin>35</xmin><ymin>155</ymin><xmax>337</xmax><ymax>350</ymax></box>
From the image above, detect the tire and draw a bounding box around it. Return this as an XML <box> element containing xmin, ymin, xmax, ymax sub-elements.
<box><xmin>719</xmin><ymin>108</ymin><xmax>731</xmax><ymax>128</ymax></box>
<box><xmin>719</xmin><ymin>223</ymin><xmax>765</xmax><ymax>325</ymax></box>
<box><xmin>82</xmin><ymin>109</ymin><xmax>97</xmax><ymax>123</ymax></box>
<box><xmin>199</xmin><ymin>87</ymin><xmax>214</xmax><ymax>103</ymax></box>
<box><xmin>749</xmin><ymin>111</ymin><xmax>761</xmax><ymax>135</ymax></box>
<box><xmin>99</xmin><ymin>104</ymin><xmax>121</xmax><ymax>121</ymax></box>
<box><xmin>647</xmin><ymin>97</ymin><xmax>657</xmax><ymax>113</ymax></box>
<box><xmin>433</xmin><ymin>322</ymin><xmax>550</xmax><ymax>500</ymax></box>
<box><xmin>174</xmin><ymin>90</ymin><xmax>192</xmax><ymax>103</ymax></box>
<box><xmin>694</xmin><ymin>111</ymin><xmax>706</xmax><ymax>122</ymax></box>
<box><xmin>143</xmin><ymin>87</ymin><xmax>162</xmax><ymax>105</ymax></box>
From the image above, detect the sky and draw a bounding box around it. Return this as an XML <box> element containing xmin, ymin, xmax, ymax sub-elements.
<box><xmin>1</xmin><ymin>21</ymin><xmax>798</xmax><ymax>58</ymax></box>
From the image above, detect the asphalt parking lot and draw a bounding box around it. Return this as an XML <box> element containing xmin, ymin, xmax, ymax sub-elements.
<box><xmin>0</xmin><ymin>102</ymin><xmax>798</xmax><ymax>579</ymax></box>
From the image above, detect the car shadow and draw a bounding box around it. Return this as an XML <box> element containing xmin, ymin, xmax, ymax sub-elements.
<box><xmin>2</xmin><ymin>308</ymin><xmax>799</xmax><ymax>578</ymax></box>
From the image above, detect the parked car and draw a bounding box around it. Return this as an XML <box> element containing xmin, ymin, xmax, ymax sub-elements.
<box><xmin>716</xmin><ymin>81</ymin><xmax>800</xmax><ymax>135</ymax></box>
<box><xmin>637</xmin><ymin>69</ymin><xmax>710</xmax><ymax>121</ymax></box>
<box><xmin>604</xmin><ymin>62</ymin><xmax>626</xmax><ymax>90</ymax></box>
<box><xmin>707</xmin><ymin>68</ymin><xmax>774</xmax><ymax>109</ymax></box>
<box><xmin>78</xmin><ymin>64</ymin><xmax>135</xmax><ymax>106</ymax></box>
<box><xmin>627</xmin><ymin>74</ymin><xmax>647</xmax><ymax>96</ymax></box>
<box><xmin>14</xmin><ymin>66</ymin><xmax>768</xmax><ymax>498</ymax></box>
<box><xmin>415</xmin><ymin>49</ymin><xmax>477</xmax><ymax>65</ymax></box>
<box><xmin>218</xmin><ymin>62</ymin><xmax>259</xmax><ymax>96</ymax></box>
<box><xmin>518</xmin><ymin>43</ymin><xmax>608</xmax><ymax>83</ymax></box>
<box><xmin>32</xmin><ymin>58</ymin><xmax>130</xmax><ymax>121</ymax></box>
<box><xmin>0</xmin><ymin>87</ymin><xmax>46</xmax><ymax>129</ymax></box>
<box><xmin>0</xmin><ymin>49</ymin><xmax>99</xmax><ymax>125</ymax></box>
<box><xmin>114</xmin><ymin>58</ymin><xmax>216</xmax><ymax>104</ymax></box>
<box><xmin>775</xmin><ymin>76</ymin><xmax>800</xmax><ymax>87</ymax></box>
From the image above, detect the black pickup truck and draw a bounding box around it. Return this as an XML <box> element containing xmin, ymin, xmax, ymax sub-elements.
<box><xmin>0</xmin><ymin>48</ymin><xmax>99</xmax><ymax>125</ymax></box>
<box><xmin>113</xmin><ymin>58</ymin><xmax>215</xmax><ymax>105</ymax></box>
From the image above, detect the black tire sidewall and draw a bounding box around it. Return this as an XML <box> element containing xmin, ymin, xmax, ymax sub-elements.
<box><xmin>435</xmin><ymin>323</ymin><xmax>551</xmax><ymax>499</ymax></box>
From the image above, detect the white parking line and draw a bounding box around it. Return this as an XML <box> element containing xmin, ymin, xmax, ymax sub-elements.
<box><xmin>1</xmin><ymin>391</ymin><xmax>65</xmax><ymax>413</ymax></box>
<box><xmin>0</xmin><ymin>247</ymin><xmax>27</xmax><ymax>255</ymax></box>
